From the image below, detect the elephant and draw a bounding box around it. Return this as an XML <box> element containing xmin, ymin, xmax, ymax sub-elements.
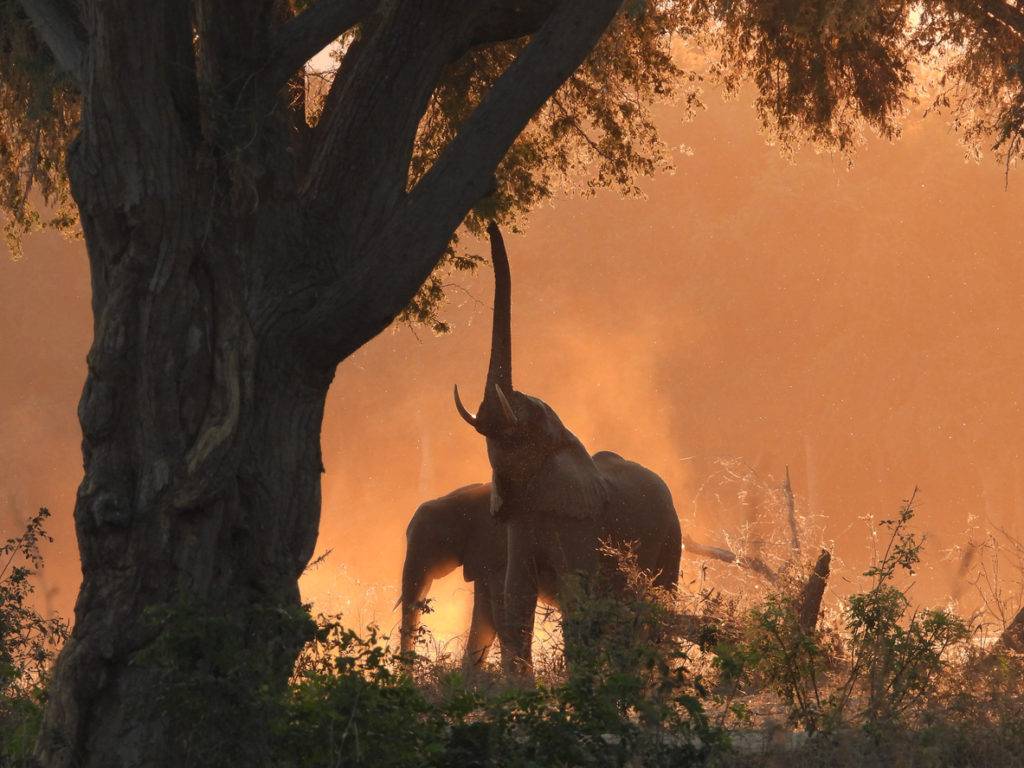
<box><xmin>398</xmin><ymin>482</ymin><xmax>557</xmax><ymax>669</ymax></box>
<box><xmin>453</xmin><ymin>222</ymin><xmax>682</xmax><ymax>677</ymax></box>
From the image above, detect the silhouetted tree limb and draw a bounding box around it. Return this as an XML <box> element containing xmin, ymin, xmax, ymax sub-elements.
<box><xmin>683</xmin><ymin>533</ymin><xmax>780</xmax><ymax>585</ymax></box>
<box><xmin>18</xmin><ymin>0</ymin><xmax>85</xmax><ymax>81</ymax></box>
<box><xmin>264</xmin><ymin>0</ymin><xmax>377</xmax><ymax>96</ymax></box>
<box><xmin>995</xmin><ymin>604</ymin><xmax>1024</xmax><ymax>653</ymax></box>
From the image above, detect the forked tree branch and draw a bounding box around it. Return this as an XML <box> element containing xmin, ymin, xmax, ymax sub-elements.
<box><xmin>264</xmin><ymin>0</ymin><xmax>378</xmax><ymax>96</ymax></box>
<box><xmin>683</xmin><ymin>533</ymin><xmax>781</xmax><ymax>585</ymax></box>
<box><xmin>396</xmin><ymin>0</ymin><xmax>623</xmax><ymax>234</ymax></box>
<box><xmin>352</xmin><ymin>1</ymin><xmax>623</xmax><ymax>313</ymax></box>
<box><xmin>305</xmin><ymin>0</ymin><xmax>625</xmax><ymax>363</ymax></box>
<box><xmin>17</xmin><ymin>0</ymin><xmax>86</xmax><ymax>83</ymax></box>
<box><xmin>465</xmin><ymin>0</ymin><xmax>558</xmax><ymax>46</ymax></box>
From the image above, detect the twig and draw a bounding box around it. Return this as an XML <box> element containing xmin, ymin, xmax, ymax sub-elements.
<box><xmin>783</xmin><ymin>465</ymin><xmax>800</xmax><ymax>554</ymax></box>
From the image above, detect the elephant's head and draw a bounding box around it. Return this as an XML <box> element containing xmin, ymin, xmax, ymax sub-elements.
<box><xmin>454</xmin><ymin>222</ymin><xmax>609</xmax><ymax>522</ymax></box>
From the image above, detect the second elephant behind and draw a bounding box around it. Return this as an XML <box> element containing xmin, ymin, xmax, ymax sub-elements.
<box><xmin>399</xmin><ymin>482</ymin><xmax>556</xmax><ymax>668</ymax></box>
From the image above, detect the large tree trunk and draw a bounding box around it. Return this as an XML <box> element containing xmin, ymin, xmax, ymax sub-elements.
<box><xmin>40</xmin><ymin>174</ymin><xmax>339</xmax><ymax>764</ymax></box>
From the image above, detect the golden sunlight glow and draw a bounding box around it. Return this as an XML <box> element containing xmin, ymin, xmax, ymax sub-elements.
<box><xmin>4</xmin><ymin>84</ymin><xmax>1024</xmax><ymax>643</ymax></box>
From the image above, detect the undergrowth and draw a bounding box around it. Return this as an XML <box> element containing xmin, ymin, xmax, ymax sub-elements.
<box><xmin>0</xmin><ymin>508</ymin><xmax>68</xmax><ymax>767</ymax></box>
<box><xmin>7</xmin><ymin>496</ymin><xmax>1024</xmax><ymax>767</ymax></box>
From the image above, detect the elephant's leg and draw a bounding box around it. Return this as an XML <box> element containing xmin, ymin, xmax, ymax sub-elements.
<box><xmin>501</xmin><ymin>538</ymin><xmax>539</xmax><ymax>678</ymax></box>
<box><xmin>400</xmin><ymin>602</ymin><xmax>423</xmax><ymax>656</ymax></box>
<box><xmin>654</xmin><ymin>522</ymin><xmax>682</xmax><ymax>592</ymax></box>
<box><xmin>464</xmin><ymin>581</ymin><xmax>498</xmax><ymax>670</ymax></box>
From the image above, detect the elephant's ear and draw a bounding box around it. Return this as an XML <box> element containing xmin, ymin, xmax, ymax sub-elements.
<box><xmin>523</xmin><ymin>448</ymin><xmax>609</xmax><ymax>519</ymax></box>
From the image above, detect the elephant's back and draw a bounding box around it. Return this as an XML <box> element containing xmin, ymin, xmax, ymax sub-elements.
<box><xmin>591</xmin><ymin>451</ymin><xmax>674</xmax><ymax>509</ymax></box>
<box><xmin>437</xmin><ymin>482</ymin><xmax>490</xmax><ymax>502</ymax></box>
<box><xmin>407</xmin><ymin>482</ymin><xmax>493</xmax><ymax>538</ymax></box>
<box><xmin>591</xmin><ymin>450</ymin><xmax>681</xmax><ymax>578</ymax></box>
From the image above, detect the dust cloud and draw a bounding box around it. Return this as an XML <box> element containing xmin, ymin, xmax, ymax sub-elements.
<box><xmin>3</xmin><ymin>91</ymin><xmax>1024</xmax><ymax>648</ymax></box>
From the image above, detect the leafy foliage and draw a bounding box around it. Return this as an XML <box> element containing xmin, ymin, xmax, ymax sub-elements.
<box><xmin>12</xmin><ymin>496</ymin><xmax>1024</xmax><ymax>765</ymax></box>
<box><xmin>281</xmin><ymin>620</ymin><xmax>447</xmax><ymax>768</ymax></box>
<box><xmin>916</xmin><ymin>0</ymin><xmax>1024</xmax><ymax>173</ymax></box>
<box><xmin>720</xmin><ymin>493</ymin><xmax>971</xmax><ymax>736</ymax></box>
<box><xmin>0</xmin><ymin>1</ymin><xmax>78</xmax><ymax>256</ymax></box>
<box><xmin>0</xmin><ymin>508</ymin><xmax>68</xmax><ymax>765</ymax></box>
<box><xmin>128</xmin><ymin>591</ymin><xmax>720</xmax><ymax>768</ymax></box>
<box><xmin>399</xmin><ymin>3</ymin><xmax>700</xmax><ymax>332</ymax></box>
<box><xmin>276</xmin><ymin>559</ymin><xmax>726</xmax><ymax>768</ymax></box>
<box><xmin>687</xmin><ymin>0</ymin><xmax>917</xmax><ymax>158</ymax></box>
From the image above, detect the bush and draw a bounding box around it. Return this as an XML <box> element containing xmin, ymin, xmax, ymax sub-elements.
<box><xmin>0</xmin><ymin>508</ymin><xmax>68</xmax><ymax>766</ymax></box>
<box><xmin>19</xmin><ymin>492</ymin><xmax>1024</xmax><ymax>767</ymax></box>
<box><xmin>720</xmin><ymin>492</ymin><xmax>971</xmax><ymax>736</ymax></box>
<box><xmin>279</xmin><ymin>618</ymin><xmax>446</xmax><ymax>767</ymax></box>
<box><xmin>278</xmin><ymin>562</ymin><xmax>723</xmax><ymax>768</ymax></box>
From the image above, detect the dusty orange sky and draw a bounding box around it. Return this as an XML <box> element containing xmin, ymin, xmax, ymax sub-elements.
<box><xmin>3</xmin><ymin>89</ymin><xmax>1023</xmax><ymax>646</ymax></box>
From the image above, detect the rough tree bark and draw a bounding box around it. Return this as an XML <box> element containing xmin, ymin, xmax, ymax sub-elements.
<box><xmin>18</xmin><ymin>1</ymin><xmax>627</xmax><ymax>765</ymax></box>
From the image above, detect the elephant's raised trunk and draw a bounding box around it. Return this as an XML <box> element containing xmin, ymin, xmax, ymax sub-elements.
<box><xmin>484</xmin><ymin>220</ymin><xmax>513</xmax><ymax>397</ymax></box>
<box><xmin>455</xmin><ymin>221</ymin><xmax>516</xmax><ymax>434</ymax></box>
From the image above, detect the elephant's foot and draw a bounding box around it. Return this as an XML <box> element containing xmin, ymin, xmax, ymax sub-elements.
<box><xmin>463</xmin><ymin>641</ymin><xmax>493</xmax><ymax>671</ymax></box>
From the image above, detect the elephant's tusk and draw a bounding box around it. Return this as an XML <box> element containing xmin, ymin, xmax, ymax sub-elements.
<box><xmin>494</xmin><ymin>384</ymin><xmax>518</xmax><ymax>425</ymax></box>
<box><xmin>393</xmin><ymin>596</ymin><xmax>403</xmax><ymax>611</ymax></box>
<box><xmin>453</xmin><ymin>384</ymin><xmax>478</xmax><ymax>426</ymax></box>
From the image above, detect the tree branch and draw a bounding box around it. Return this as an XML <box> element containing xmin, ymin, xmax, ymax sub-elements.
<box><xmin>988</xmin><ymin>0</ymin><xmax>1024</xmax><ymax>39</ymax></box>
<box><xmin>398</xmin><ymin>0</ymin><xmax>623</xmax><ymax>231</ymax></box>
<box><xmin>295</xmin><ymin>0</ymin><xmax>625</xmax><ymax>368</ymax></box>
<box><xmin>683</xmin><ymin>534</ymin><xmax>780</xmax><ymax>585</ymax></box>
<box><xmin>464</xmin><ymin>0</ymin><xmax>558</xmax><ymax>46</ymax></box>
<box><xmin>17</xmin><ymin>0</ymin><xmax>86</xmax><ymax>83</ymax></box>
<box><xmin>796</xmin><ymin>549</ymin><xmax>830</xmax><ymax>634</ymax></box>
<box><xmin>263</xmin><ymin>0</ymin><xmax>377</xmax><ymax>96</ymax></box>
<box><xmin>328</xmin><ymin>0</ymin><xmax>623</xmax><ymax>340</ymax></box>
<box><xmin>995</xmin><ymin>602</ymin><xmax>1024</xmax><ymax>653</ymax></box>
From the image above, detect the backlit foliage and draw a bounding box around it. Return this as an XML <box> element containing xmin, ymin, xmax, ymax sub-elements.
<box><xmin>0</xmin><ymin>1</ymin><xmax>78</xmax><ymax>256</ymax></box>
<box><xmin>686</xmin><ymin>0</ymin><xmax>917</xmax><ymax>158</ymax></box>
<box><xmin>916</xmin><ymin>1</ymin><xmax>1024</xmax><ymax>173</ymax></box>
<box><xmin>1</xmin><ymin>509</ymin><xmax>69</xmax><ymax>762</ymax></box>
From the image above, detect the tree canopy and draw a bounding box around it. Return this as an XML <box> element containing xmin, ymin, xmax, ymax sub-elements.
<box><xmin>4</xmin><ymin>2</ymin><xmax>1021</xmax><ymax>318</ymax></box>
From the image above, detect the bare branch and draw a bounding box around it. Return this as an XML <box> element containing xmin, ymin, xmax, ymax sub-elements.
<box><xmin>683</xmin><ymin>533</ymin><xmax>780</xmax><ymax>585</ymax></box>
<box><xmin>17</xmin><ymin>0</ymin><xmax>86</xmax><ymax>83</ymax></box>
<box><xmin>263</xmin><ymin>0</ymin><xmax>377</xmax><ymax>95</ymax></box>
<box><xmin>683</xmin><ymin>534</ymin><xmax>738</xmax><ymax>565</ymax></box>
<box><xmin>783</xmin><ymin>465</ymin><xmax>799</xmax><ymax>553</ymax></box>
